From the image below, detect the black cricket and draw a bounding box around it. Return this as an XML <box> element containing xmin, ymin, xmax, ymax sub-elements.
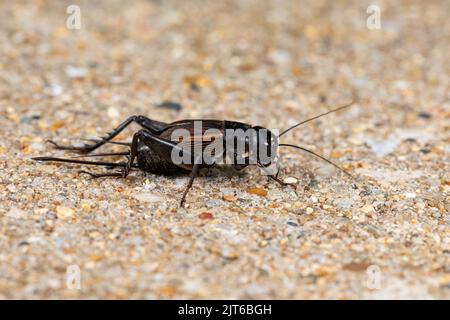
<box><xmin>33</xmin><ymin>102</ymin><xmax>354</xmax><ymax>206</ymax></box>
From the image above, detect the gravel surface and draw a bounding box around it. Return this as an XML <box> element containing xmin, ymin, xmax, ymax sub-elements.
<box><xmin>0</xmin><ymin>0</ymin><xmax>449</xmax><ymax>299</ymax></box>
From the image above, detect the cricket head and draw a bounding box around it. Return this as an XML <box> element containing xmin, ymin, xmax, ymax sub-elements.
<box><xmin>251</xmin><ymin>125</ymin><xmax>279</xmax><ymax>168</ymax></box>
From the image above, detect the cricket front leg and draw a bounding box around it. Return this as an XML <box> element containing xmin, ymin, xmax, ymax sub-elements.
<box><xmin>180</xmin><ymin>163</ymin><xmax>200</xmax><ymax>207</ymax></box>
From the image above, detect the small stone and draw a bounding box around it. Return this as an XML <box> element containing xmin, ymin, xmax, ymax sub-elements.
<box><xmin>205</xmin><ymin>199</ymin><xmax>223</xmax><ymax>207</ymax></box>
<box><xmin>65</xmin><ymin>66</ymin><xmax>87</xmax><ymax>78</ymax></box>
<box><xmin>268</xmin><ymin>50</ymin><xmax>291</xmax><ymax>64</ymax></box>
<box><xmin>223</xmin><ymin>195</ymin><xmax>237</xmax><ymax>202</ymax></box>
<box><xmin>402</xmin><ymin>192</ymin><xmax>416</xmax><ymax>199</ymax></box>
<box><xmin>56</xmin><ymin>206</ymin><xmax>75</xmax><ymax>219</ymax></box>
<box><xmin>283</xmin><ymin>177</ymin><xmax>298</xmax><ymax>184</ymax></box>
<box><xmin>49</xmin><ymin>84</ymin><xmax>62</xmax><ymax>96</ymax></box>
<box><xmin>18</xmin><ymin>240</ymin><xmax>30</xmax><ymax>247</ymax></box>
<box><xmin>159</xmin><ymin>285</ymin><xmax>177</xmax><ymax>297</ymax></box>
<box><xmin>432</xmin><ymin>211</ymin><xmax>441</xmax><ymax>219</ymax></box>
<box><xmin>330</xmin><ymin>150</ymin><xmax>345</xmax><ymax>158</ymax></box>
<box><xmin>156</xmin><ymin>101</ymin><xmax>183</xmax><ymax>111</ymax></box>
<box><xmin>305</xmin><ymin>207</ymin><xmax>314</xmax><ymax>214</ymax></box>
<box><xmin>89</xmin><ymin>254</ymin><xmax>103</xmax><ymax>262</ymax></box>
<box><xmin>417</xmin><ymin>111</ymin><xmax>432</xmax><ymax>119</ymax></box>
<box><xmin>220</xmin><ymin>188</ymin><xmax>236</xmax><ymax>196</ymax></box>
<box><xmin>315</xmin><ymin>265</ymin><xmax>340</xmax><ymax>277</ymax></box>
<box><xmin>267</xmin><ymin>189</ymin><xmax>283</xmax><ymax>201</ymax></box>
<box><xmin>199</xmin><ymin>212</ymin><xmax>214</xmax><ymax>220</ymax></box>
<box><xmin>6</xmin><ymin>207</ymin><xmax>27</xmax><ymax>219</ymax></box>
<box><xmin>134</xmin><ymin>193</ymin><xmax>162</xmax><ymax>203</ymax></box>
<box><xmin>259</xmin><ymin>240</ymin><xmax>268</xmax><ymax>247</ymax></box>
<box><xmin>287</xmin><ymin>221</ymin><xmax>298</xmax><ymax>227</ymax></box>
<box><xmin>220</xmin><ymin>248</ymin><xmax>239</xmax><ymax>260</ymax></box>
<box><xmin>107</xmin><ymin>107</ymin><xmax>120</xmax><ymax>118</ymax></box>
<box><xmin>439</xmin><ymin>274</ymin><xmax>450</xmax><ymax>286</ymax></box>
<box><xmin>246</xmin><ymin>187</ymin><xmax>267</xmax><ymax>197</ymax></box>
<box><xmin>343</xmin><ymin>262</ymin><xmax>371</xmax><ymax>272</ymax></box>
<box><xmin>361</xmin><ymin>204</ymin><xmax>376</xmax><ymax>214</ymax></box>
<box><xmin>81</xmin><ymin>203</ymin><xmax>91</xmax><ymax>212</ymax></box>
<box><xmin>7</xmin><ymin>185</ymin><xmax>17</xmax><ymax>193</ymax></box>
<box><xmin>26</xmin><ymin>236</ymin><xmax>43</xmax><ymax>243</ymax></box>
<box><xmin>335</xmin><ymin>198</ymin><xmax>354</xmax><ymax>209</ymax></box>
<box><xmin>298</xmin><ymin>215</ymin><xmax>313</xmax><ymax>225</ymax></box>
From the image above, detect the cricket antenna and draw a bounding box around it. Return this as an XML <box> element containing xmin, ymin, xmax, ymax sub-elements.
<box><xmin>278</xmin><ymin>101</ymin><xmax>355</xmax><ymax>137</ymax></box>
<box><xmin>278</xmin><ymin>143</ymin><xmax>354</xmax><ymax>179</ymax></box>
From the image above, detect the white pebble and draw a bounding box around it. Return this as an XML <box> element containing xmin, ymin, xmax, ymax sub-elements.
<box><xmin>283</xmin><ymin>177</ymin><xmax>298</xmax><ymax>184</ymax></box>
<box><xmin>65</xmin><ymin>66</ymin><xmax>87</xmax><ymax>78</ymax></box>
<box><xmin>6</xmin><ymin>207</ymin><xmax>27</xmax><ymax>219</ymax></box>
<box><xmin>56</xmin><ymin>206</ymin><xmax>75</xmax><ymax>219</ymax></box>
<box><xmin>134</xmin><ymin>192</ymin><xmax>162</xmax><ymax>203</ymax></box>
<box><xmin>107</xmin><ymin>107</ymin><xmax>120</xmax><ymax>119</ymax></box>
<box><xmin>49</xmin><ymin>84</ymin><xmax>62</xmax><ymax>96</ymax></box>
<box><xmin>403</xmin><ymin>192</ymin><xmax>416</xmax><ymax>199</ymax></box>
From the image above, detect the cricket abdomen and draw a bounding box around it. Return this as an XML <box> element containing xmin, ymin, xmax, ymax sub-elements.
<box><xmin>136</xmin><ymin>145</ymin><xmax>187</xmax><ymax>174</ymax></box>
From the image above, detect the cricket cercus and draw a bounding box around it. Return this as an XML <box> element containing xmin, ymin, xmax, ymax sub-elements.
<box><xmin>33</xmin><ymin>102</ymin><xmax>355</xmax><ymax>206</ymax></box>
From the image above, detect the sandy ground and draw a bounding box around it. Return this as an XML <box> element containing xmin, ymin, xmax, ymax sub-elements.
<box><xmin>0</xmin><ymin>0</ymin><xmax>449</xmax><ymax>299</ymax></box>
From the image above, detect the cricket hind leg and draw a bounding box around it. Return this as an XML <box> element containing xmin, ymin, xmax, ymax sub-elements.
<box><xmin>48</xmin><ymin>115</ymin><xmax>168</xmax><ymax>154</ymax></box>
<box><xmin>123</xmin><ymin>129</ymin><xmax>197</xmax><ymax>206</ymax></box>
<box><xmin>33</xmin><ymin>154</ymin><xmax>136</xmax><ymax>179</ymax></box>
<box><xmin>73</xmin><ymin>151</ymin><xmax>130</xmax><ymax>158</ymax></box>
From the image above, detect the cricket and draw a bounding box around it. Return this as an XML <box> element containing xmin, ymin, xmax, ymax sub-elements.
<box><xmin>33</xmin><ymin>102</ymin><xmax>355</xmax><ymax>206</ymax></box>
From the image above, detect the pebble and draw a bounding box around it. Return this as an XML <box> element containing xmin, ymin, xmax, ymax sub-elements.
<box><xmin>107</xmin><ymin>107</ymin><xmax>120</xmax><ymax>119</ymax></box>
<box><xmin>403</xmin><ymin>192</ymin><xmax>417</xmax><ymax>199</ymax></box>
<box><xmin>220</xmin><ymin>188</ymin><xmax>236</xmax><ymax>196</ymax></box>
<box><xmin>223</xmin><ymin>195</ymin><xmax>237</xmax><ymax>202</ymax></box>
<box><xmin>268</xmin><ymin>49</ymin><xmax>291</xmax><ymax>64</ymax></box>
<box><xmin>49</xmin><ymin>84</ymin><xmax>62</xmax><ymax>96</ymax></box>
<box><xmin>6</xmin><ymin>207</ymin><xmax>27</xmax><ymax>219</ymax></box>
<box><xmin>134</xmin><ymin>193</ymin><xmax>163</xmax><ymax>203</ymax></box>
<box><xmin>205</xmin><ymin>199</ymin><xmax>224</xmax><ymax>207</ymax></box>
<box><xmin>267</xmin><ymin>189</ymin><xmax>283</xmax><ymax>201</ymax></box>
<box><xmin>283</xmin><ymin>177</ymin><xmax>298</xmax><ymax>184</ymax></box>
<box><xmin>198</xmin><ymin>212</ymin><xmax>214</xmax><ymax>220</ymax></box>
<box><xmin>65</xmin><ymin>66</ymin><xmax>87</xmax><ymax>78</ymax></box>
<box><xmin>432</xmin><ymin>211</ymin><xmax>441</xmax><ymax>219</ymax></box>
<box><xmin>156</xmin><ymin>101</ymin><xmax>183</xmax><ymax>111</ymax></box>
<box><xmin>366</xmin><ymin>136</ymin><xmax>399</xmax><ymax>157</ymax></box>
<box><xmin>361</xmin><ymin>204</ymin><xmax>376</xmax><ymax>214</ymax></box>
<box><xmin>220</xmin><ymin>248</ymin><xmax>239</xmax><ymax>260</ymax></box>
<box><xmin>56</xmin><ymin>206</ymin><xmax>75</xmax><ymax>219</ymax></box>
<box><xmin>247</xmin><ymin>187</ymin><xmax>267</xmax><ymax>197</ymax></box>
<box><xmin>335</xmin><ymin>198</ymin><xmax>354</xmax><ymax>209</ymax></box>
